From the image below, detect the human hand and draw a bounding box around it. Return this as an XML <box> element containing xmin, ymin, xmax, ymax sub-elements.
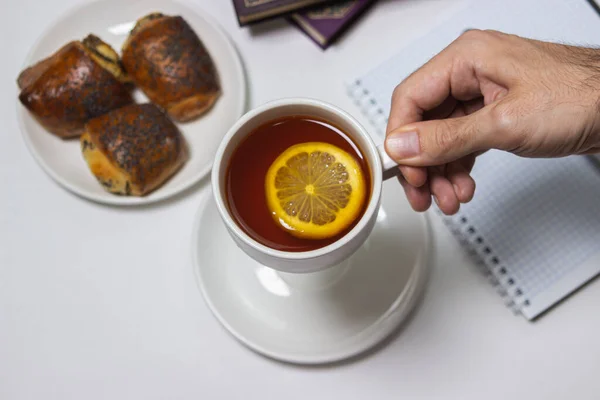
<box><xmin>384</xmin><ymin>29</ymin><xmax>600</xmax><ymax>215</ymax></box>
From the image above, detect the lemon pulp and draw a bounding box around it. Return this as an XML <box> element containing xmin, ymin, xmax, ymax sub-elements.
<box><xmin>265</xmin><ymin>142</ymin><xmax>367</xmax><ymax>240</ymax></box>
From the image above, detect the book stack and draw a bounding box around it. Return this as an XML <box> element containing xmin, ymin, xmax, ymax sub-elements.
<box><xmin>232</xmin><ymin>0</ymin><xmax>376</xmax><ymax>49</ymax></box>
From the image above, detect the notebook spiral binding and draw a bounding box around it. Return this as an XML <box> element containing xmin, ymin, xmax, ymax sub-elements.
<box><xmin>347</xmin><ymin>80</ymin><xmax>388</xmax><ymax>138</ymax></box>
<box><xmin>438</xmin><ymin>209</ymin><xmax>532</xmax><ymax>315</ymax></box>
<box><xmin>347</xmin><ymin>78</ymin><xmax>531</xmax><ymax>315</ymax></box>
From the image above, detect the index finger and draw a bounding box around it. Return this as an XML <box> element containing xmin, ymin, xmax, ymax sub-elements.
<box><xmin>386</xmin><ymin>30</ymin><xmax>490</xmax><ymax>134</ymax></box>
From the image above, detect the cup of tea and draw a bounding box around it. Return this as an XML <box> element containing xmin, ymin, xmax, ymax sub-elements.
<box><xmin>211</xmin><ymin>98</ymin><xmax>399</xmax><ymax>273</ymax></box>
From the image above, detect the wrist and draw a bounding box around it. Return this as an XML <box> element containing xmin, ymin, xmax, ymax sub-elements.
<box><xmin>571</xmin><ymin>46</ymin><xmax>600</xmax><ymax>151</ymax></box>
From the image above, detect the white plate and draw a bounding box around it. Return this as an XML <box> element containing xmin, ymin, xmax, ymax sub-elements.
<box><xmin>17</xmin><ymin>0</ymin><xmax>246</xmax><ymax>205</ymax></box>
<box><xmin>192</xmin><ymin>181</ymin><xmax>431</xmax><ymax>364</ymax></box>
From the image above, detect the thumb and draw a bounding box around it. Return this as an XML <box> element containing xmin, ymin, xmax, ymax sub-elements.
<box><xmin>384</xmin><ymin>112</ymin><xmax>495</xmax><ymax>166</ymax></box>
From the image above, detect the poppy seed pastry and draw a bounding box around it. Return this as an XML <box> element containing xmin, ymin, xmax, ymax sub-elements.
<box><xmin>17</xmin><ymin>35</ymin><xmax>133</xmax><ymax>138</ymax></box>
<box><xmin>121</xmin><ymin>13</ymin><xmax>221</xmax><ymax>122</ymax></box>
<box><xmin>81</xmin><ymin>103</ymin><xmax>188</xmax><ymax>196</ymax></box>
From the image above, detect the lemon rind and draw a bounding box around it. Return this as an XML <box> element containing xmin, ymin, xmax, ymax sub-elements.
<box><xmin>265</xmin><ymin>142</ymin><xmax>367</xmax><ymax>240</ymax></box>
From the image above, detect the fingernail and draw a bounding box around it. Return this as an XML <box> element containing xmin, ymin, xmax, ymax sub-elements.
<box><xmin>386</xmin><ymin>131</ymin><xmax>420</xmax><ymax>159</ymax></box>
<box><xmin>453</xmin><ymin>184</ymin><xmax>461</xmax><ymax>197</ymax></box>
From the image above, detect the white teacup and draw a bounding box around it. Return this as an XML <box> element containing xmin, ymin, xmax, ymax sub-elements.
<box><xmin>212</xmin><ymin>98</ymin><xmax>398</xmax><ymax>274</ymax></box>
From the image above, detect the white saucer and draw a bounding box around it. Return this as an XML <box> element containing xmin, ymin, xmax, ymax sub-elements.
<box><xmin>17</xmin><ymin>0</ymin><xmax>246</xmax><ymax>206</ymax></box>
<box><xmin>192</xmin><ymin>181</ymin><xmax>431</xmax><ymax>364</ymax></box>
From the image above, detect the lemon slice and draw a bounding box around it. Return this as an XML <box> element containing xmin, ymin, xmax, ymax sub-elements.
<box><xmin>265</xmin><ymin>142</ymin><xmax>367</xmax><ymax>240</ymax></box>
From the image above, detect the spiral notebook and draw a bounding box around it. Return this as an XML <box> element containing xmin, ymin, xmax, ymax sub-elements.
<box><xmin>348</xmin><ymin>0</ymin><xmax>600</xmax><ymax>319</ymax></box>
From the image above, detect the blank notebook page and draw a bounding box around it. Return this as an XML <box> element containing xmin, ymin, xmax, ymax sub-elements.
<box><xmin>348</xmin><ymin>0</ymin><xmax>600</xmax><ymax>319</ymax></box>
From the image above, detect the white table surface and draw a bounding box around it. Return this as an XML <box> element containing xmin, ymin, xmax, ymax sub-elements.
<box><xmin>2</xmin><ymin>0</ymin><xmax>600</xmax><ymax>399</ymax></box>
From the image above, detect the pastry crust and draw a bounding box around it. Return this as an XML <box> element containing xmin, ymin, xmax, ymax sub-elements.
<box><xmin>81</xmin><ymin>103</ymin><xmax>188</xmax><ymax>196</ymax></box>
<box><xmin>81</xmin><ymin>34</ymin><xmax>131</xmax><ymax>84</ymax></box>
<box><xmin>18</xmin><ymin>36</ymin><xmax>133</xmax><ymax>138</ymax></box>
<box><xmin>122</xmin><ymin>14</ymin><xmax>221</xmax><ymax>122</ymax></box>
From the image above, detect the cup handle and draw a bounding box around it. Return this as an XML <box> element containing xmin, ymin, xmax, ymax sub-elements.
<box><xmin>377</xmin><ymin>143</ymin><xmax>400</xmax><ymax>181</ymax></box>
